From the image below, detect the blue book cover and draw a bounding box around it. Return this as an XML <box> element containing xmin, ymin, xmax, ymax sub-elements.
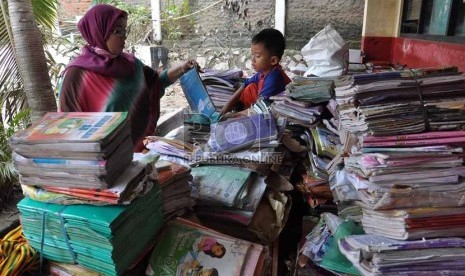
<box><xmin>179</xmin><ymin>68</ymin><xmax>218</xmax><ymax>123</ymax></box>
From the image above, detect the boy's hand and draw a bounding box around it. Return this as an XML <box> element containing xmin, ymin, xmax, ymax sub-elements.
<box><xmin>219</xmin><ymin>107</ymin><xmax>228</xmax><ymax>117</ymax></box>
<box><xmin>220</xmin><ymin>86</ymin><xmax>245</xmax><ymax>116</ymax></box>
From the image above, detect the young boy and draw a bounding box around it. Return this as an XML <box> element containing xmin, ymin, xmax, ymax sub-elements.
<box><xmin>220</xmin><ymin>28</ymin><xmax>291</xmax><ymax>115</ymax></box>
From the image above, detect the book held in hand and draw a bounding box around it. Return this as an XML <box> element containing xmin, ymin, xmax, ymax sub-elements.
<box><xmin>180</xmin><ymin>68</ymin><xmax>220</xmax><ymax>124</ymax></box>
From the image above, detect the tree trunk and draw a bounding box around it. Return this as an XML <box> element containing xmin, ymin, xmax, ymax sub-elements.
<box><xmin>8</xmin><ymin>0</ymin><xmax>56</xmax><ymax>122</ymax></box>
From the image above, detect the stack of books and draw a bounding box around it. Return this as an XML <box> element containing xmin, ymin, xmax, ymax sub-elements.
<box><xmin>339</xmin><ymin>234</ymin><xmax>465</xmax><ymax>275</ymax></box>
<box><xmin>18</xmin><ymin>183</ymin><xmax>164</xmax><ymax>276</ymax></box>
<box><xmin>295</xmin><ymin>127</ymin><xmax>341</xmax><ymax>215</ymax></box>
<box><xmin>285</xmin><ymin>76</ymin><xmax>335</xmax><ymax>103</ymax></box>
<box><xmin>269</xmin><ymin>76</ymin><xmax>335</xmax><ymax>128</ymax></box>
<box><xmin>329</xmin><ymin>67</ymin><xmax>465</xmax><ymax>275</ymax></box>
<box><xmin>335</xmin><ymin>67</ymin><xmax>465</xmax><ymax>135</ymax></box>
<box><xmin>27</xmin><ymin>160</ymin><xmax>156</xmax><ymax>205</ymax></box>
<box><xmin>143</xmin><ymin>136</ymin><xmax>194</xmax><ymax>167</ymax></box>
<box><xmin>190</xmin><ymin>165</ymin><xmax>267</xmax><ymax>227</ymax></box>
<box><xmin>200</xmin><ymin>69</ymin><xmax>243</xmax><ymax>111</ymax></box>
<box><xmin>342</xmin><ymin>131</ymin><xmax>465</xmax><ymax>210</ymax></box>
<box><xmin>151</xmin><ymin>157</ymin><xmax>195</xmax><ymax>220</ymax></box>
<box><xmin>10</xmin><ymin>112</ymin><xmax>133</xmax><ymax>189</ymax></box>
<box><xmin>12</xmin><ymin>112</ymin><xmax>170</xmax><ymax>275</ymax></box>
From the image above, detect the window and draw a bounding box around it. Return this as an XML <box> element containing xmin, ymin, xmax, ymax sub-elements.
<box><xmin>401</xmin><ymin>0</ymin><xmax>465</xmax><ymax>43</ymax></box>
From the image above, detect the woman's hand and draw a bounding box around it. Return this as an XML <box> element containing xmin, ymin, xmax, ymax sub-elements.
<box><xmin>167</xmin><ymin>58</ymin><xmax>199</xmax><ymax>83</ymax></box>
<box><xmin>181</xmin><ymin>59</ymin><xmax>199</xmax><ymax>73</ymax></box>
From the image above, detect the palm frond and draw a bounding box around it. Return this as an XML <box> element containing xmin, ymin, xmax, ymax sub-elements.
<box><xmin>0</xmin><ymin>0</ymin><xmax>59</xmax><ymax>126</ymax></box>
<box><xmin>0</xmin><ymin>0</ymin><xmax>58</xmax><ymax>201</ymax></box>
<box><xmin>0</xmin><ymin>0</ymin><xmax>25</xmax><ymax>126</ymax></box>
<box><xmin>32</xmin><ymin>0</ymin><xmax>59</xmax><ymax>30</ymax></box>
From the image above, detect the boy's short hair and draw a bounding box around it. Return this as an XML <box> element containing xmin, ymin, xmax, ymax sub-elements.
<box><xmin>252</xmin><ymin>28</ymin><xmax>285</xmax><ymax>59</ymax></box>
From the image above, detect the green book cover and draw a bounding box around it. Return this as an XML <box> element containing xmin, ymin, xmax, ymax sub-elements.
<box><xmin>191</xmin><ymin>166</ymin><xmax>251</xmax><ymax>207</ymax></box>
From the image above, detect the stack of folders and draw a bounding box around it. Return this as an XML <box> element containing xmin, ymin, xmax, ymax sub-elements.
<box><xmin>18</xmin><ymin>182</ymin><xmax>164</xmax><ymax>276</ymax></box>
<box><xmin>9</xmin><ymin>112</ymin><xmax>133</xmax><ymax>189</ymax></box>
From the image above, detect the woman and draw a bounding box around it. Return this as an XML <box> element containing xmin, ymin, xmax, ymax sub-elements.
<box><xmin>58</xmin><ymin>4</ymin><xmax>195</xmax><ymax>151</ymax></box>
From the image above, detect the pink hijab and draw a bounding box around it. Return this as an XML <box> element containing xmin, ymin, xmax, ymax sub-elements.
<box><xmin>67</xmin><ymin>4</ymin><xmax>135</xmax><ymax>78</ymax></box>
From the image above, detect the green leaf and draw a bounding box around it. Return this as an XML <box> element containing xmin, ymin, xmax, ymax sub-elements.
<box><xmin>32</xmin><ymin>0</ymin><xmax>59</xmax><ymax>30</ymax></box>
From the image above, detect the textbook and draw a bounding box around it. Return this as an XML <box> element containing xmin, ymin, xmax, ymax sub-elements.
<box><xmin>12</xmin><ymin>137</ymin><xmax>133</xmax><ymax>188</ymax></box>
<box><xmin>147</xmin><ymin>218</ymin><xmax>264</xmax><ymax>276</ymax></box>
<box><xmin>180</xmin><ymin>68</ymin><xmax>220</xmax><ymax>124</ymax></box>
<box><xmin>195</xmin><ymin>182</ymin><xmax>267</xmax><ymax>226</ymax></box>
<box><xmin>10</xmin><ymin>112</ymin><xmax>131</xmax><ymax>156</ymax></box>
<box><xmin>310</xmin><ymin>126</ymin><xmax>340</xmax><ymax>158</ymax></box>
<box><xmin>190</xmin><ymin>165</ymin><xmax>252</xmax><ymax>207</ymax></box>
<box><xmin>208</xmin><ymin>113</ymin><xmax>278</xmax><ymax>153</ymax></box>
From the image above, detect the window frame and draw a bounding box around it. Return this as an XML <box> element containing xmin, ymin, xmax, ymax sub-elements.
<box><xmin>400</xmin><ymin>0</ymin><xmax>465</xmax><ymax>44</ymax></box>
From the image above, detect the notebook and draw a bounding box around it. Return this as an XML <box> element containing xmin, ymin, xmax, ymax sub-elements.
<box><xmin>179</xmin><ymin>68</ymin><xmax>220</xmax><ymax>124</ymax></box>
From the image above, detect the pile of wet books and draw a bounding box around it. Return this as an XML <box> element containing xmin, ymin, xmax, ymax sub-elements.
<box><xmin>335</xmin><ymin>66</ymin><xmax>465</xmax><ymax>135</ymax></box>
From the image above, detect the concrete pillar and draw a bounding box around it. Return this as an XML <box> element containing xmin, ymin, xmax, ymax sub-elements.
<box><xmin>275</xmin><ymin>0</ymin><xmax>286</xmax><ymax>35</ymax></box>
<box><xmin>151</xmin><ymin>0</ymin><xmax>162</xmax><ymax>42</ymax></box>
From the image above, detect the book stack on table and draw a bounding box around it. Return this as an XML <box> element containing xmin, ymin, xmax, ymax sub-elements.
<box><xmin>270</xmin><ymin>76</ymin><xmax>334</xmax><ymax>128</ymax></box>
